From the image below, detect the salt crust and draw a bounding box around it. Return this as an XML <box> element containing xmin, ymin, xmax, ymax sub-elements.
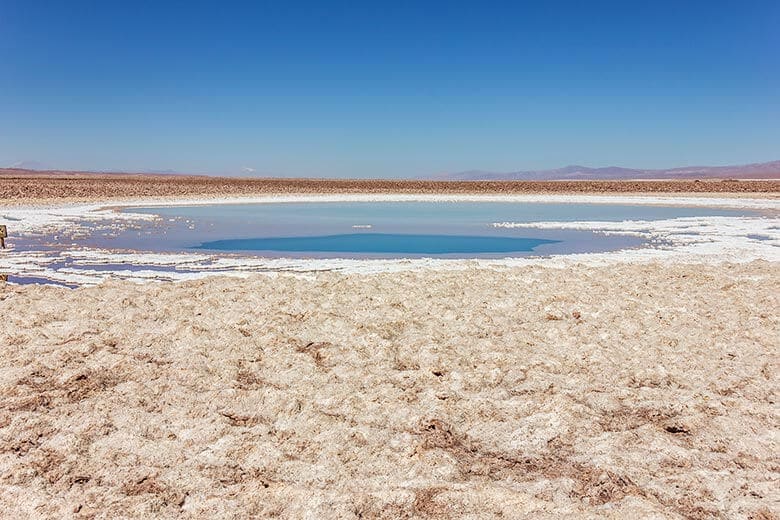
<box><xmin>0</xmin><ymin>262</ymin><xmax>777</xmax><ymax>517</ymax></box>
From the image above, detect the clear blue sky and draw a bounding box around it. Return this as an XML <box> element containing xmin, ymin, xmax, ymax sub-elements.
<box><xmin>1</xmin><ymin>1</ymin><xmax>778</xmax><ymax>177</ymax></box>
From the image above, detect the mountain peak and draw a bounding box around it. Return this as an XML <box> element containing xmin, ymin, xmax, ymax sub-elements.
<box><xmin>438</xmin><ymin>160</ymin><xmax>780</xmax><ymax>181</ymax></box>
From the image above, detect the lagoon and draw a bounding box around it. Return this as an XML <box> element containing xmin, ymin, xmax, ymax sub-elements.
<box><xmin>111</xmin><ymin>201</ymin><xmax>754</xmax><ymax>258</ymax></box>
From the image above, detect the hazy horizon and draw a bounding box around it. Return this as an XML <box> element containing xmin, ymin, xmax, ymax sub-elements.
<box><xmin>1</xmin><ymin>1</ymin><xmax>778</xmax><ymax>178</ymax></box>
<box><xmin>4</xmin><ymin>158</ymin><xmax>780</xmax><ymax>181</ymax></box>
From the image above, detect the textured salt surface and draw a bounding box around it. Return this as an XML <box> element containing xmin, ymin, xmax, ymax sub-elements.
<box><xmin>0</xmin><ymin>263</ymin><xmax>777</xmax><ymax>518</ymax></box>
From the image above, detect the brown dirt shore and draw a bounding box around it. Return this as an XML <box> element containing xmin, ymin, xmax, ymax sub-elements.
<box><xmin>2</xmin><ymin>169</ymin><xmax>779</xmax><ymax>205</ymax></box>
<box><xmin>0</xmin><ymin>263</ymin><xmax>777</xmax><ymax>518</ymax></box>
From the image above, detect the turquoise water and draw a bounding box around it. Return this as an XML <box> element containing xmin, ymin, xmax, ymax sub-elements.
<box><xmin>6</xmin><ymin>200</ymin><xmax>764</xmax><ymax>287</ymax></box>
<box><xmin>197</xmin><ymin>233</ymin><xmax>559</xmax><ymax>254</ymax></box>
<box><xmin>112</xmin><ymin>201</ymin><xmax>754</xmax><ymax>258</ymax></box>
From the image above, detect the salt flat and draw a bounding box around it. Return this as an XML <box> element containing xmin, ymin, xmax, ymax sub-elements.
<box><xmin>0</xmin><ymin>191</ymin><xmax>778</xmax><ymax>518</ymax></box>
<box><xmin>0</xmin><ymin>262</ymin><xmax>778</xmax><ymax>518</ymax></box>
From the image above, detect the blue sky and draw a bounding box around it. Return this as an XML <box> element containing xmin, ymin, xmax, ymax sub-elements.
<box><xmin>1</xmin><ymin>1</ymin><xmax>778</xmax><ymax>177</ymax></box>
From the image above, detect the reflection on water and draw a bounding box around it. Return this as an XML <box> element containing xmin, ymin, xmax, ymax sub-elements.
<box><xmin>3</xmin><ymin>200</ymin><xmax>763</xmax><ymax>285</ymax></box>
<box><xmin>109</xmin><ymin>200</ymin><xmax>749</xmax><ymax>258</ymax></box>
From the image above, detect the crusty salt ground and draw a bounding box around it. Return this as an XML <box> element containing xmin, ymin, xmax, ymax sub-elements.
<box><xmin>0</xmin><ymin>263</ymin><xmax>777</xmax><ymax>518</ymax></box>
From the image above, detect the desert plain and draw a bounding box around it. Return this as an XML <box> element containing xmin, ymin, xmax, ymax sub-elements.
<box><xmin>0</xmin><ymin>176</ymin><xmax>778</xmax><ymax>519</ymax></box>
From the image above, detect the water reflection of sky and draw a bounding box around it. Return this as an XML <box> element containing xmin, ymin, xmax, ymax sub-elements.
<box><xmin>1</xmin><ymin>201</ymin><xmax>765</xmax><ymax>286</ymax></box>
<box><xmin>98</xmin><ymin>201</ymin><xmax>750</xmax><ymax>258</ymax></box>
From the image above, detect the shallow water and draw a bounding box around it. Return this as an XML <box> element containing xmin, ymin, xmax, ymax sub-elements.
<box><xmin>3</xmin><ymin>199</ymin><xmax>770</xmax><ymax>286</ymax></box>
<box><xmin>112</xmin><ymin>201</ymin><xmax>751</xmax><ymax>258</ymax></box>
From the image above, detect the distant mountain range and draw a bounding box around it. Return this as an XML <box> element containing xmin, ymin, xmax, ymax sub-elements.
<box><xmin>6</xmin><ymin>160</ymin><xmax>54</xmax><ymax>171</ymax></box>
<box><xmin>3</xmin><ymin>162</ymin><xmax>263</xmax><ymax>177</ymax></box>
<box><xmin>6</xmin><ymin>159</ymin><xmax>780</xmax><ymax>180</ymax></box>
<box><xmin>4</xmin><ymin>162</ymin><xmax>186</xmax><ymax>176</ymax></box>
<box><xmin>436</xmin><ymin>160</ymin><xmax>780</xmax><ymax>180</ymax></box>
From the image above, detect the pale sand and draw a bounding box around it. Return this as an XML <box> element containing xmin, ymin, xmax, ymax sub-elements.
<box><xmin>0</xmin><ymin>262</ymin><xmax>778</xmax><ymax>518</ymax></box>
